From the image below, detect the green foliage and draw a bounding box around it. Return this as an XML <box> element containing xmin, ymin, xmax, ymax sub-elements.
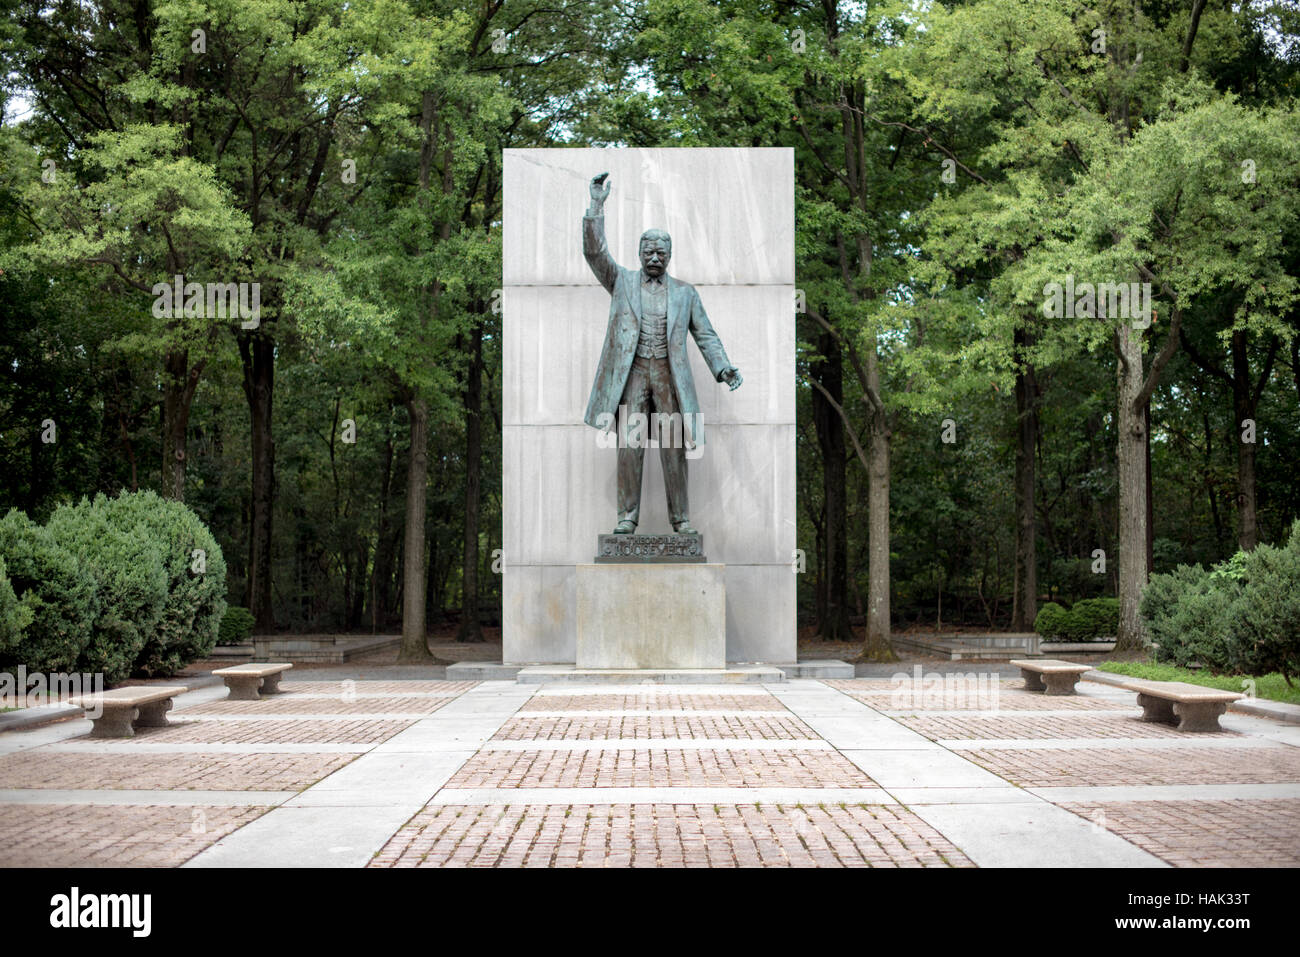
<box><xmin>1209</xmin><ymin>549</ymin><xmax>1250</xmax><ymax>585</ymax></box>
<box><xmin>1062</xmin><ymin>598</ymin><xmax>1120</xmax><ymax>641</ymax></box>
<box><xmin>1097</xmin><ymin>662</ymin><xmax>1300</xmax><ymax>706</ymax></box>
<box><xmin>1141</xmin><ymin>563</ymin><xmax>1241</xmax><ymax>670</ymax></box>
<box><xmin>1140</xmin><ymin>526</ymin><xmax>1300</xmax><ymax>682</ymax></box>
<box><xmin>218</xmin><ymin>606</ymin><xmax>256</xmax><ymax>646</ymax></box>
<box><xmin>1033</xmin><ymin>602</ymin><xmax>1071</xmax><ymax>639</ymax></box>
<box><xmin>1036</xmin><ymin>598</ymin><xmax>1119</xmax><ymax>640</ymax></box>
<box><xmin>46</xmin><ymin>498</ymin><xmax>168</xmax><ymax>684</ymax></box>
<box><xmin>0</xmin><ymin>510</ymin><xmax>98</xmax><ymax>674</ymax></box>
<box><xmin>96</xmin><ymin>492</ymin><xmax>227</xmax><ymax>676</ymax></box>
<box><xmin>0</xmin><ymin>556</ymin><xmax>35</xmax><ymax>649</ymax></box>
<box><xmin>1234</xmin><ymin>521</ymin><xmax>1300</xmax><ymax>684</ymax></box>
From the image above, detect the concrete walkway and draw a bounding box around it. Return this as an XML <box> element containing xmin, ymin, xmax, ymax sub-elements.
<box><xmin>1</xmin><ymin>673</ymin><xmax>1298</xmax><ymax>867</ymax></box>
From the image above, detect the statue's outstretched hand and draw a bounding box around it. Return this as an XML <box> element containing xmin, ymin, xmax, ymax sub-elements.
<box><xmin>590</xmin><ymin>172</ymin><xmax>611</xmax><ymax>206</ymax></box>
<box><xmin>722</xmin><ymin>368</ymin><xmax>743</xmax><ymax>391</ymax></box>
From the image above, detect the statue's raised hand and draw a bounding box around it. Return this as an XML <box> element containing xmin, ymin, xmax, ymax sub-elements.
<box><xmin>589</xmin><ymin>172</ymin><xmax>611</xmax><ymax>207</ymax></box>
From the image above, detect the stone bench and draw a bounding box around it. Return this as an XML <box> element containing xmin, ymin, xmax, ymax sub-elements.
<box><xmin>1121</xmin><ymin>680</ymin><xmax>1243</xmax><ymax>732</ymax></box>
<box><xmin>212</xmin><ymin>663</ymin><xmax>293</xmax><ymax>700</ymax></box>
<box><xmin>1010</xmin><ymin>659</ymin><xmax>1093</xmax><ymax>695</ymax></box>
<box><xmin>65</xmin><ymin>686</ymin><xmax>188</xmax><ymax>738</ymax></box>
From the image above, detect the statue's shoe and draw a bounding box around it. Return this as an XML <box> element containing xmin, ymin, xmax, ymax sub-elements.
<box><xmin>613</xmin><ymin>520</ymin><xmax>637</xmax><ymax>534</ymax></box>
<box><xmin>672</xmin><ymin>521</ymin><xmax>698</xmax><ymax>535</ymax></box>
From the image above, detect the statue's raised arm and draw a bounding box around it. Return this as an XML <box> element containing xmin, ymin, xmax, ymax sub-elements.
<box><xmin>583</xmin><ymin>172</ymin><xmax>618</xmax><ymax>294</ymax></box>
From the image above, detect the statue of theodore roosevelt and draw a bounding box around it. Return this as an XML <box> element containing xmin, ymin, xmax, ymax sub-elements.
<box><xmin>582</xmin><ymin>172</ymin><xmax>743</xmax><ymax>536</ymax></box>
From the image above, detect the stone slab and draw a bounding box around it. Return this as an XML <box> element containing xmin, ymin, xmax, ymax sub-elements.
<box><xmin>514</xmin><ymin>666</ymin><xmax>785</xmax><ymax>684</ymax></box>
<box><xmin>1029</xmin><ymin>783</ymin><xmax>1300</xmax><ymax>802</ymax></box>
<box><xmin>840</xmin><ymin>749</ymin><xmax>1015</xmax><ymax>789</ymax></box>
<box><xmin>911</xmin><ymin>802</ymin><xmax>1168</xmax><ymax>868</ymax></box>
<box><xmin>777</xmin><ymin>660</ymin><xmax>855</xmax><ymax>679</ymax></box>
<box><xmin>502</xmin><ymin>147</ymin><xmax>795</xmax><ymax>286</ymax></box>
<box><xmin>250</xmin><ymin>634</ymin><xmax>401</xmax><ymax>663</ymax></box>
<box><xmin>576</xmin><ymin>562</ymin><xmax>725</xmax><ymax>669</ymax></box>
<box><xmin>428</xmin><ymin>787</ymin><xmax>895</xmax><ymax>806</ymax></box>
<box><xmin>445</xmin><ymin>662</ymin><xmax>523</xmax><ymax>681</ymax></box>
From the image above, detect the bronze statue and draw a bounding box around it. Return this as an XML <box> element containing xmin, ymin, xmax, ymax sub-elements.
<box><xmin>582</xmin><ymin>172</ymin><xmax>742</xmax><ymax>535</ymax></box>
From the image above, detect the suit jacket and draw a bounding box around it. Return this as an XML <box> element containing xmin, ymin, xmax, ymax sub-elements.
<box><xmin>582</xmin><ymin>211</ymin><xmax>733</xmax><ymax>445</ymax></box>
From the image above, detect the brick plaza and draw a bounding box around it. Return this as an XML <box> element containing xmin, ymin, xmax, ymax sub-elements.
<box><xmin>1</xmin><ymin>671</ymin><xmax>1297</xmax><ymax>868</ymax></box>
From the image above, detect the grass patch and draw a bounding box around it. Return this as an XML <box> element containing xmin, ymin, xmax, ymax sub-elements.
<box><xmin>1097</xmin><ymin>661</ymin><xmax>1300</xmax><ymax>705</ymax></box>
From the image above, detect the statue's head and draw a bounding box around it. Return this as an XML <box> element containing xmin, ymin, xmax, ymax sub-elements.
<box><xmin>639</xmin><ymin>229</ymin><xmax>672</xmax><ymax>279</ymax></box>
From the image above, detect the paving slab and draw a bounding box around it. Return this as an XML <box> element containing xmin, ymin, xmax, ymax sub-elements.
<box><xmin>940</xmin><ymin>737</ymin><xmax>1281</xmax><ymax>751</ymax></box>
<box><xmin>911</xmin><ymin>802</ymin><xmax>1167</xmax><ymax>867</ymax></box>
<box><xmin>478</xmin><ymin>738</ymin><xmax>834</xmax><ymax>751</ymax></box>
<box><xmin>889</xmin><ymin>788</ymin><xmax>1037</xmax><ymax>805</ymax></box>
<box><xmin>186</xmin><ymin>804</ymin><xmax>422</xmax><ymax>868</ymax></box>
<box><xmin>1029</xmin><ymin>783</ymin><xmax>1300</xmax><ymax>802</ymax></box>
<box><xmin>427</xmin><ymin>786</ymin><xmax>897</xmax><ymax>805</ymax></box>
<box><xmin>841</xmin><ymin>749</ymin><xmax>1015</xmax><ymax>789</ymax></box>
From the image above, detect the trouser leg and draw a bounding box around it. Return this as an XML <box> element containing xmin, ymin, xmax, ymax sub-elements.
<box><xmin>646</xmin><ymin>358</ymin><xmax>689</xmax><ymax>526</ymax></box>
<box><xmin>617</xmin><ymin>361</ymin><xmax>651</xmax><ymax>525</ymax></box>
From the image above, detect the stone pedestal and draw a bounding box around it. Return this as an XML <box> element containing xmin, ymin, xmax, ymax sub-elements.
<box><xmin>576</xmin><ymin>563</ymin><xmax>725</xmax><ymax>669</ymax></box>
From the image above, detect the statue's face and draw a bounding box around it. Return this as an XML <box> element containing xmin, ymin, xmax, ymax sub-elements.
<box><xmin>640</xmin><ymin>240</ymin><xmax>670</xmax><ymax>278</ymax></box>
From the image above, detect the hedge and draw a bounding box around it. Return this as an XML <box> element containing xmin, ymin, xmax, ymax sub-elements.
<box><xmin>1034</xmin><ymin>597</ymin><xmax>1119</xmax><ymax>641</ymax></box>
<box><xmin>95</xmin><ymin>491</ymin><xmax>227</xmax><ymax>676</ymax></box>
<box><xmin>218</xmin><ymin>606</ymin><xmax>255</xmax><ymax>645</ymax></box>
<box><xmin>0</xmin><ymin>492</ymin><xmax>228</xmax><ymax>681</ymax></box>
<box><xmin>1141</xmin><ymin>521</ymin><xmax>1300</xmax><ymax>683</ymax></box>
<box><xmin>46</xmin><ymin>497</ymin><xmax>169</xmax><ymax>685</ymax></box>
<box><xmin>0</xmin><ymin>510</ymin><xmax>99</xmax><ymax>674</ymax></box>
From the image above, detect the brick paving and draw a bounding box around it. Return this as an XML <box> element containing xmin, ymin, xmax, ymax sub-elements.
<box><xmin>493</xmin><ymin>714</ymin><xmax>819</xmax><ymax>740</ymax></box>
<box><xmin>0</xmin><ymin>752</ymin><xmax>354</xmax><ymax>791</ymax></box>
<box><xmin>0</xmin><ymin>676</ymin><xmax>481</xmax><ymax>867</ymax></box>
<box><xmin>128</xmin><ymin>718</ymin><xmax>414</xmax><ymax>745</ymax></box>
<box><xmin>446</xmin><ymin>748</ymin><xmax>875</xmax><ymax>789</ymax></box>
<box><xmin>964</xmin><ymin>745</ymin><xmax>1300</xmax><ymax>787</ymax></box>
<box><xmin>896</xmin><ymin>713</ymin><xmax>1223</xmax><ymax>741</ymax></box>
<box><xmin>1059</xmin><ymin>800</ymin><xmax>1300</xmax><ymax>867</ymax></box>
<box><xmin>369</xmin><ymin>803</ymin><xmax>973</xmax><ymax>868</ymax></box>
<box><xmin>0</xmin><ymin>804</ymin><xmax>271</xmax><ymax>867</ymax></box>
<box><xmin>829</xmin><ymin>683</ymin><xmax>1134</xmax><ymax>712</ymax></box>
<box><xmin>180</xmin><ymin>695</ymin><xmax>457</xmax><ymax>716</ymax></box>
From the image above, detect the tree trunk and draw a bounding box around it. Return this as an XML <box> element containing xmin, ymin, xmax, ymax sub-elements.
<box><xmin>239</xmin><ymin>331</ymin><xmax>276</xmax><ymax>632</ymax></box>
<box><xmin>1114</xmin><ymin>324</ymin><xmax>1149</xmax><ymax>651</ymax></box>
<box><xmin>398</xmin><ymin>395</ymin><xmax>433</xmax><ymax>662</ymax></box>
<box><xmin>161</xmin><ymin>348</ymin><xmax>199</xmax><ymax>502</ymax></box>
<box><xmin>372</xmin><ymin>428</ymin><xmax>397</xmax><ymax>626</ymax></box>
<box><xmin>810</xmin><ymin>329</ymin><xmax>854</xmax><ymax>641</ymax></box>
<box><xmin>458</xmin><ymin>321</ymin><xmax>485</xmax><ymax>643</ymax></box>
<box><xmin>861</xmin><ymin>346</ymin><xmax>895</xmax><ymax>660</ymax></box>
<box><xmin>1011</xmin><ymin>324</ymin><xmax>1039</xmax><ymax>630</ymax></box>
<box><xmin>1232</xmin><ymin>329</ymin><xmax>1258</xmax><ymax>551</ymax></box>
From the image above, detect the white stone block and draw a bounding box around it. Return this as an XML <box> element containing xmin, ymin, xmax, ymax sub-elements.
<box><xmin>503</xmin><ymin>284</ymin><xmax>795</xmax><ymax>428</ymax></box>
<box><xmin>503</xmin><ymin>148</ymin><xmax>795</xmax><ymax>286</ymax></box>
<box><xmin>576</xmin><ymin>564</ymin><xmax>725</xmax><ymax>669</ymax></box>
